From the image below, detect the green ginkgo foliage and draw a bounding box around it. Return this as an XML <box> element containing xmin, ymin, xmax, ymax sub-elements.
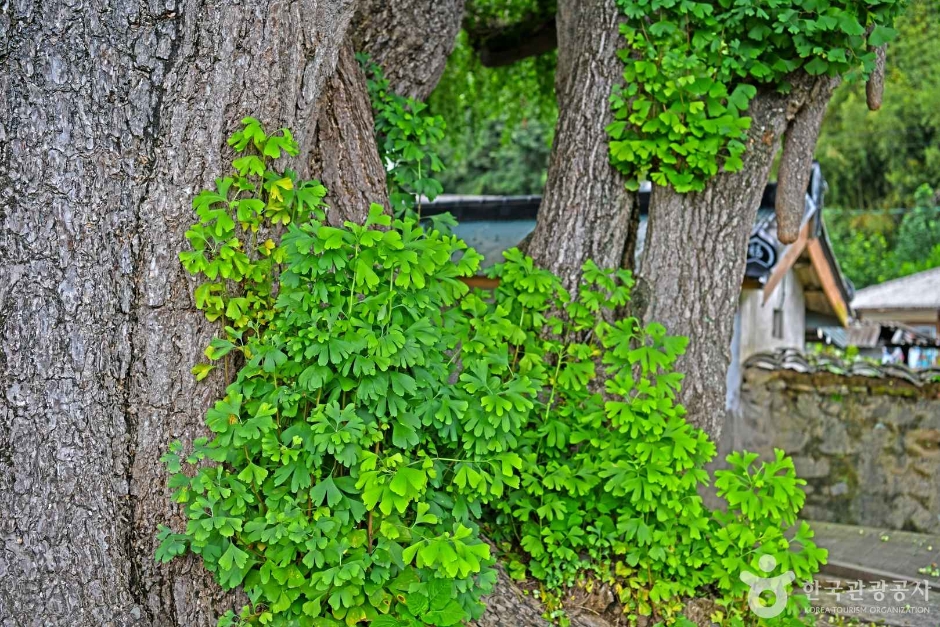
<box><xmin>161</xmin><ymin>119</ymin><xmax>826</xmax><ymax>627</ymax></box>
<box><xmin>610</xmin><ymin>0</ymin><xmax>909</xmax><ymax>192</ymax></box>
<box><xmin>160</xmin><ymin>119</ymin><xmax>518</xmax><ymax>627</ymax></box>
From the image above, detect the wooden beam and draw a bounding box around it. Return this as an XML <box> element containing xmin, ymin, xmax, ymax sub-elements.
<box><xmin>806</xmin><ymin>238</ymin><xmax>850</xmax><ymax>326</ymax></box>
<box><xmin>762</xmin><ymin>220</ymin><xmax>812</xmax><ymax>304</ymax></box>
<box><xmin>741</xmin><ymin>277</ymin><xmax>762</xmax><ymax>290</ymax></box>
<box><xmin>460</xmin><ymin>276</ymin><xmax>500</xmax><ymax>290</ymax></box>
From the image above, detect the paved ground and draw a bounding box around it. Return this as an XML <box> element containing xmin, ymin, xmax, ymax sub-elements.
<box><xmin>807</xmin><ymin>521</ymin><xmax>940</xmax><ymax>626</ymax></box>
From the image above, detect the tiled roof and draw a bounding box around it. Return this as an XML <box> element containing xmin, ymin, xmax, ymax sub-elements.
<box><xmin>852</xmin><ymin>267</ymin><xmax>940</xmax><ymax>311</ymax></box>
<box><xmin>744</xmin><ymin>348</ymin><xmax>940</xmax><ymax>386</ymax></box>
<box><xmin>816</xmin><ymin>321</ymin><xmax>939</xmax><ymax>349</ymax></box>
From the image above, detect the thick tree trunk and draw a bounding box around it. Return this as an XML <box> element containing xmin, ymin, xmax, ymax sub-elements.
<box><xmin>525</xmin><ymin>0</ymin><xmax>635</xmax><ymax>291</ymax></box>
<box><xmin>310</xmin><ymin>43</ymin><xmax>390</xmax><ymax>225</ymax></box>
<box><xmin>638</xmin><ymin>74</ymin><xmax>839</xmax><ymax>441</ymax></box>
<box><xmin>0</xmin><ymin>3</ymin><xmax>606</xmax><ymax>626</ymax></box>
<box><xmin>0</xmin><ymin>1</ymin><xmax>361</xmax><ymax>624</ymax></box>
<box><xmin>351</xmin><ymin>0</ymin><xmax>465</xmax><ymax>101</ymax></box>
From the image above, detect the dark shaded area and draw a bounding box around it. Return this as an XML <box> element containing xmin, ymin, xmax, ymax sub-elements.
<box><xmin>472</xmin><ymin>16</ymin><xmax>557</xmax><ymax>67</ymax></box>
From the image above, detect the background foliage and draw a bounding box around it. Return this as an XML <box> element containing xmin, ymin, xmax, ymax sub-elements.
<box><xmin>427</xmin><ymin>0</ymin><xmax>556</xmax><ymax>195</ymax></box>
<box><xmin>816</xmin><ymin>0</ymin><xmax>940</xmax><ymax>290</ymax></box>
<box><xmin>435</xmin><ymin>119</ymin><xmax>552</xmax><ymax>196</ymax></box>
<box><xmin>429</xmin><ymin>30</ymin><xmax>556</xmax><ymax>165</ymax></box>
<box><xmin>818</xmin><ymin>0</ymin><xmax>940</xmax><ymax>210</ymax></box>
<box><xmin>828</xmin><ymin>184</ymin><xmax>940</xmax><ymax>289</ymax></box>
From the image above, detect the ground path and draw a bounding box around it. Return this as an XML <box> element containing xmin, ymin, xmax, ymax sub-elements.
<box><xmin>809</xmin><ymin>522</ymin><xmax>940</xmax><ymax>626</ymax></box>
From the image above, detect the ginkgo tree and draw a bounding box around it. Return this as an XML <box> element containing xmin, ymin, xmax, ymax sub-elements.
<box><xmin>3</xmin><ymin>1</ymin><xmax>908</xmax><ymax>626</ymax></box>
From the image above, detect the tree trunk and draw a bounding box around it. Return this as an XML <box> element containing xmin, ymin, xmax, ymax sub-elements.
<box><xmin>351</xmin><ymin>0</ymin><xmax>465</xmax><ymax>101</ymax></box>
<box><xmin>775</xmin><ymin>77</ymin><xmax>840</xmax><ymax>244</ymax></box>
<box><xmin>0</xmin><ymin>1</ymin><xmax>361</xmax><ymax>624</ymax></box>
<box><xmin>0</xmin><ymin>2</ymin><xmax>604</xmax><ymax>626</ymax></box>
<box><xmin>310</xmin><ymin>43</ymin><xmax>390</xmax><ymax>225</ymax></box>
<box><xmin>638</xmin><ymin>74</ymin><xmax>839</xmax><ymax>440</ymax></box>
<box><xmin>524</xmin><ymin>0</ymin><xmax>635</xmax><ymax>291</ymax></box>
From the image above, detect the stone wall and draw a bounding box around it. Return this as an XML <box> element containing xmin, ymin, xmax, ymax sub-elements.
<box><xmin>728</xmin><ymin>355</ymin><xmax>940</xmax><ymax>533</ymax></box>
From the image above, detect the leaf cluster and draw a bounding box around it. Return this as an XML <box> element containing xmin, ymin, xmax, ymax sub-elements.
<box><xmin>610</xmin><ymin>0</ymin><xmax>909</xmax><ymax>192</ymax></box>
<box><xmin>162</xmin><ymin>120</ymin><xmax>512</xmax><ymax>627</ymax></box>
<box><xmin>476</xmin><ymin>252</ymin><xmax>827</xmax><ymax>625</ymax></box>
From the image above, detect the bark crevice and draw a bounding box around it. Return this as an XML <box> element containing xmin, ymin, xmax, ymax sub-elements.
<box><xmin>123</xmin><ymin>10</ymin><xmax>189</xmax><ymax>624</ymax></box>
<box><xmin>310</xmin><ymin>43</ymin><xmax>390</xmax><ymax>226</ymax></box>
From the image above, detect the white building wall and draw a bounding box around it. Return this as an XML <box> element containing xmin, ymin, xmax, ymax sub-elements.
<box><xmin>738</xmin><ymin>269</ymin><xmax>806</xmax><ymax>360</ymax></box>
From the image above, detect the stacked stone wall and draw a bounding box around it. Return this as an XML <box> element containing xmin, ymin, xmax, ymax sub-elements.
<box><xmin>734</xmin><ymin>361</ymin><xmax>940</xmax><ymax>532</ymax></box>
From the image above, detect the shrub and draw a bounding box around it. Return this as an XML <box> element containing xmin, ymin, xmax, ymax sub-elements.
<box><xmin>159</xmin><ymin>120</ymin><xmax>510</xmax><ymax>627</ymax></box>
<box><xmin>480</xmin><ymin>252</ymin><xmax>827</xmax><ymax>625</ymax></box>
<box><xmin>158</xmin><ymin>119</ymin><xmax>826</xmax><ymax>627</ymax></box>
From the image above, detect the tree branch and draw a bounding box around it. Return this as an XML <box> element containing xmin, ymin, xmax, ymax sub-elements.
<box><xmin>775</xmin><ymin>75</ymin><xmax>841</xmax><ymax>244</ymax></box>
<box><xmin>352</xmin><ymin>0</ymin><xmax>465</xmax><ymax>101</ymax></box>
<box><xmin>866</xmin><ymin>44</ymin><xmax>887</xmax><ymax>111</ymax></box>
<box><xmin>470</xmin><ymin>15</ymin><xmax>558</xmax><ymax>67</ymax></box>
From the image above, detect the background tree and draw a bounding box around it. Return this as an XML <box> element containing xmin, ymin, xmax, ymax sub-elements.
<box><xmin>436</xmin><ymin>119</ymin><xmax>552</xmax><ymax>196</ymax></box>
<box><xmin>828</xmin><ymin>184</ymin><xmax>940</xmax><ymax>289</ymax></box>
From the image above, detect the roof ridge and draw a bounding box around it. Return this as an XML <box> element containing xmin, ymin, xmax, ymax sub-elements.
<box><xmin>744</xmin><ymin>349</ymin><xmax>940</xmax><ymax>386</ymax></box>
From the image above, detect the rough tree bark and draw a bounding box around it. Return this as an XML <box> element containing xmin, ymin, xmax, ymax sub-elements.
<box><xmin>310</xmin><ymin>43</ymin><xmax>390</xmax><ymax>225</ymax></box>
<box><xmin>638</xmin><ymin>74</ymin><xmax>840</xmax><ymax>441</ymax></box>
<box><xmin>525</xmin><ymin>0</ymin><xmax>635</xmax><ymax>292</ymax></box>
<box><xmin>351</xmin><ymin>0</ymin><xmax>465</xmax><ymax>101</ymax></box>
<box><xmin>866</xmin><ymin>44</ymin><xmax>887</xmax><ymax>111</ymax></box>
<box><xmin>0</xmin><ymin>1</ymin><xmax>366</xmax><ymax>624</ymax></box>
